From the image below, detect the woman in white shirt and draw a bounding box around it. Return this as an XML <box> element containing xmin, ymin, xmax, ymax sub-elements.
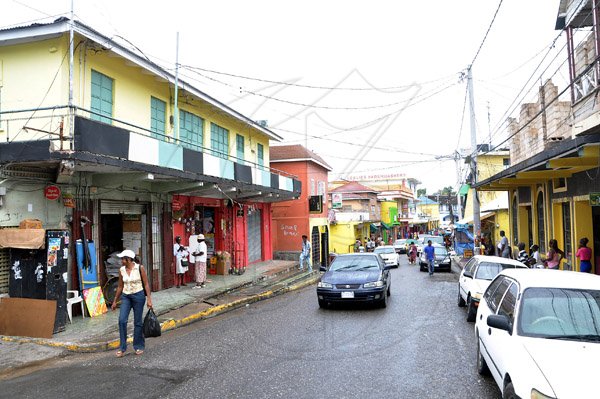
<box><xmin>111</xmin><ymin>249</ymin><xmax>152</xmax><ymax>357</ymax></box>
<box><xmin>173</xmin><ymin>236</ymin><xmax>189</xmax><ymax>288</ymax></box>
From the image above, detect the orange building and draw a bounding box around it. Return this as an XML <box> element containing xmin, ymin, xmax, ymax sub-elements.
<box><xmin>270</xmin><ymin>145</ymin><xmax>333</xmax><ymax>267</ymax></box>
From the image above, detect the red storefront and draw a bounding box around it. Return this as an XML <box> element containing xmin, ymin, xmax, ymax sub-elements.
<box><xmin>168</xmin><ymin>194</ymin><xmax>272</xmax><ymax>287</ymax></box>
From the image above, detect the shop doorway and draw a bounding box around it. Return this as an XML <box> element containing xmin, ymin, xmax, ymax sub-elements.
<box><xmin>320</xmin><ymin>226</ymin><xmax>329</xmax><ymax>267</ymax></box>
<box><xmin>311</xmin><ymin>226</ymin><xmax>320</xmax><ymax>266</ymax></box>
<box><xmin>247</xmin><ymin>208</ymin><xmax>262</xmax><ymax>263</ymax></box>
<box><xmin>592</xmin><ymin>207</ymin><xmax>600</xmax><ymax>275</ymax></box>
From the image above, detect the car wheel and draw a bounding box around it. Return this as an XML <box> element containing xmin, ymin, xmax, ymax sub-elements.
<box><xmin>318</xmin><ymin>299</ymin><xmax>327</xmax><ymax>309</ymax></box>
<box><xmin>476</xmin><ymin>334</ymin><xmax>490</xmax><ymax>376</ymax></box>
<box><xmin>379</xmin><ymin>292</ymin><xmax>388</xmax><ymax>308</ymax></box>
<box><xmin>503</xmin><ymin>382</ymin><xmax>518</xmax><ymax>399</ymax></box>
<box><xmin>466</xmin><ymin>296</ymin><xmax>477</xmax><ymax>322</ymax></box>
<box><xmin>387</xmin><ymin>284</ymin><xmax>391</xmax><ymax>297</ymax></box>
<box><xmin>458</xmin><ymin>287</ymin><xmax>466</xmax><ymax>307</ymax></box>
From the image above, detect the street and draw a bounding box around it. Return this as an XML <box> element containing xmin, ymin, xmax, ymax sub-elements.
<box><xmin>1</xmin><ymin>256</ymin><xmax>500</xmax><ymax>399</ymax></box>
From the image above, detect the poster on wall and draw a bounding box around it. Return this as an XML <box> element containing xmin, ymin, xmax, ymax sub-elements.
<box><xmin>332</xmin><ymin>193</ymin><xmax>343</xmax><ymax>209</ymax></box>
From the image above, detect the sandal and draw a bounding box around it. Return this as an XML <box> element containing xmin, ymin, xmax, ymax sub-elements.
<box><xmin>135</xmin><ymin>349</ymin><xmax>144</xmax><ymax>356</ymax></box>
<box><xmin>116</xmin><ymin>350</ymin><xmax>125</xmax><ymax>358</ymax></box>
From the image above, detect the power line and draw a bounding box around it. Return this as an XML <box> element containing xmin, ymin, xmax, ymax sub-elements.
<box><xmin>470</xmin><ymin>0</ymin><xmax>505</xmax><ymax>67</ymax></box>
<box><xmin>181</xmin><ymin>64</ymin><xmax>456</xmax><ymax>92</ymax></box>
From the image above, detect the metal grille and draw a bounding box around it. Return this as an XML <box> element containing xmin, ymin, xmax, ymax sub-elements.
<box><xmin>336</xmin><ymin>284</ymin><xmax>360</xmax><ymax>289</ymax></box>
<box><xmin>247</xmin><ymin>209</ymin><xmax>262</xmax><ymax>263</ymax></box>
<box><xmin>0</xmin><ymin>248</ymin><xmax>9</xmax><ymax>294</ymax></box>
<box><xmin>100</xmin><ymin>200</ymin><xmax>146</xmax><ymax>214</ymax></box>
<box><xmin>311</xmin><ymin>226</ymin><xmax>320</xmax><ymax>265</ymax></box>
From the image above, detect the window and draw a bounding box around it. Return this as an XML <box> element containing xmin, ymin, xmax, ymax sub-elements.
<box><xmin>318</xmin><ymin>181</ymin><xmax>326</xmax><ymax>196</ymax></box>
<box><xmin>210</xmin><ymin>123</ymin><xmax>229</xmax><ymax>159</ymax></box>
<box><xmin>536</xmin><ymin>192</ymin><xmax>545</xmax><ymax>253</ymax></box>
<box><xmin>236</xmin><ymin>134</ymin><xmax>245</xmax><ymax>162</ymax></box>
<box><xmin>257</xmin><ymin>143</ymin><xmax>264</xmax><ymax>167</ymax></box>
<box><xmin>553</xmin><ymin>177</ymin><xmax>567</xmax><ymax>192</ymax></box>
<box><xmin>464</xmin><ymin>258</ymin><xmax>477</xmax><ymax>274</ymax></box>
<box><xmin>150</xmin><ymin>97</ymin><xmax>166</xmax><ymax>139</ymax></box>
<box><xmin>310</xmin><ymin>179</ymin><xmax>316</xmax><ymax>196</ymax></box>
<box><xmin>90</xmin><ymin>70</ymin><xmax>113</xmax><ymax>124</ymax></box>
<box><xmin>179</xmin><ymin>110</ymin><xmax>203</xmax><ymax>150</ymax></box>
<box><xmin>490</xmin><ymin>278</ymin><xmax>511</xmax><ymax>313</ymax></box>
<box><xmin>562</xmin><ymin>202</ymin><xmax>572</xmax><ymax>258</ymax></box>
<box><xmin>498</xmin><ymin>282</ymin><xmax>518</xmax><ymax>325</ymax></box>
<box><xmin>503</xmin><ymin>158</ymin><xmax>510</xmax><ymax>168</ymax></box>
<box><xmin>484</xmin><ymin>276</ymin><xmax>504</xmax><ymax>306</ymax></box>
<box><xmin>511</xmin><ymin>197</ymin><xmax>518</xmax><ymax>245</ymax></box>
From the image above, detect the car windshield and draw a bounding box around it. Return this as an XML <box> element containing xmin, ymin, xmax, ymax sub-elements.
<box><xmin>518</xmin><ymin>287</ymin><xmax>600</xmax><ymax>340</ymax></box>
<box><xmin>406</xmin><ymin>239</ymin><xmax>417</xmax><ymax>245</ymax></box>
<box><xmin>330</xmin><ymin>255</ymin><xmax>380</xmax><ymax>271</ymax></box>
<box><xmin>474</xmin><ymin>262</ymin><xmax>524</xmax><ymax>280</ymax></box>
<box><xmin>394</xmin><ymin>240</ymin><xmax>405</xmax><ymax>246</ymax></box>
<box><xmin>375</xmin><ymin>247</ymin><xmax>395</xmax><ymax>254</ymax></box>
<box><xmin>434</xmin><ymin>247</ymin><xmax>448</xmax><ymax>256</ymax></box>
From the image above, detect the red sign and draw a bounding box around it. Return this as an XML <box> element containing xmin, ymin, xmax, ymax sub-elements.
<box><xmin>172</xmin><ymin>200</ymin><xmax>182</xmax><ymax>211</ymax></box>
<box><xmin>44</xmin><ymin>185</ymin><xmax>61</xmax><ymax>201</ymax></box>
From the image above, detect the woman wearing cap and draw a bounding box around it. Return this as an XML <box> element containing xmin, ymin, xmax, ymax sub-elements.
<box><xmin>111</xmin><ymin>249</ymin><xmax>153</xmax><ymax>357</ymax></box>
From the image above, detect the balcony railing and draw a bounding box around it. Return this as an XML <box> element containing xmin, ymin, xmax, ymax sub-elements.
<box><xmin>573</xmin><ymin>58</ymin><xmax>600</xmax><ymax>103</ymax></box>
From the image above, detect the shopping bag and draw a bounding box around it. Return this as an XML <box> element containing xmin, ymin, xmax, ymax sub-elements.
<box><xmin>143</xmin><ymin>308</ymin><xmax>161</xmax><ymax>338</ymax></box>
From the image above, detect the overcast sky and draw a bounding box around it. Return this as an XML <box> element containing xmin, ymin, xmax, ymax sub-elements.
<box><xmin>1</xmin><ymin>0</ymin><xmax>570</xmax><ymax>192</ymax></box>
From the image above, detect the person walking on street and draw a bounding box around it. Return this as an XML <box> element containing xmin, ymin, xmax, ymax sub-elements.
<box><xmin>111</xmin><ymin>249</ymin><xmax>152</xmax><ymax>358</ymax></box>
<box><xmin>424</xmin><ymin>240</ymin><xmax>436</xmax><ymax>276</ymax></box>
<box><xmin>576</xmin><ymin>237</ymin><xmax>592</xmax><ymax>273</ymax></box>
<box><xmin>408</xmin><ymin>242</ymin><xmax>418</xmax><ymax>264</ymax></box>
<box><xmin>173</xmin><ymin>236</ymin><xmax>189</xmax><ymax>288</ymax></box>
<box><xmin>191</xmin><ymin>234</ymin><xmax>208</xmax><ymax>288</ymax></box>
<box><xmin>545</xmin><ymin>239</ymin><xmax>564</xmax><ymax>270</ymax></box>
<box><xmin>299</xmin><ymin>235</ymin><xmax>312</xmax><ymax>271</ymax></box>
<box><xmin>497</xmin><ymin>231</ymin><xmax>511</xmax><ymax>258</ymax></box>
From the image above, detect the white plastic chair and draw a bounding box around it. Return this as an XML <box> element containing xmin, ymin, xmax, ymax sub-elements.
<box><xmin>66</xmin><ymin>290</ymin><xmax>85</xmax><ymax>323</ymax></box>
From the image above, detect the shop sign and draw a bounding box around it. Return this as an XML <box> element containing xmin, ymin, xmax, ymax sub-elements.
<box><xmin>44</xmin><ymin>185</ymin><xmax>61</xmax><ymax>201</ymax></box>
<box><xmin>590</xmin><ymin>193</ymin><xmax>600</xmax><ymax>206</ymax></box>
<box><xmin>172</xmin><ymin>200</ymin><xmax>183</xmax><ymax>211</ymax></box>
<box><xmin>332</xmin><ymin>193</ymin><xmax>343</xmax><ymax>209</ymax></box>
<box><xmin>62</xmin><ymin>193</ymin><xmax>75</xmax><ymax>208</ymax></box>
<box><xmin>236</xmin><ymin>209</ymin><xmax>244</xmax><ymax>217</ymax></box>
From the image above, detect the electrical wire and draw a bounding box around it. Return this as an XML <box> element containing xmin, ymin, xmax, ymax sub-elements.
<box><xmin>470</xmin><ymin>0</ymin><xmax>504</xmax><ymax>67</ymax></box>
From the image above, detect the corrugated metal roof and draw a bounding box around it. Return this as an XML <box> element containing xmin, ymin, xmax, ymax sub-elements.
<box><xmin>269</xmin><ymin>144</ymin><xmax>333</xmax><ymax>171</ymax></box>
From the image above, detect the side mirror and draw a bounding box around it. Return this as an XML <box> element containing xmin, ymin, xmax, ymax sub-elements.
<box><xmin>487</xmin><ymin>314</ymin><xmax>512</xmax><ymax>335</ymax></box>
<box><xmin>319</xmin><ymin>266</ymin><xmax>327</xmax><ymax>272</ymax></box>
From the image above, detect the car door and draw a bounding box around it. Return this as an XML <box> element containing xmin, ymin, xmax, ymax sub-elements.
<box><xmin>478</xmin><ymin>276</ymin><xmax>511</xmax><ymax>385</ymax></box>
<box><xmin>460</xmin><ymin>258</ymin><xmax>478</xmax><ymax>301</ymax></box>
<box><xmin>485</xmin><ymin>280</ymin><xmax>518</xmax><ymax>388</ymax></box>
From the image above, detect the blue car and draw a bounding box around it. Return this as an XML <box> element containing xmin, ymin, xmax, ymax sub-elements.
<box><xmin>317</xmin><ymin>253</ymin><xmax>392</xmax><ymax>308</ymax></box>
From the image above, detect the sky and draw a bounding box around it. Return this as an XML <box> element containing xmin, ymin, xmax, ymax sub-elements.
<box><xmin>0</xmin><ymin>0</ymin><xmax>572</xmax><ymax>192</ymax></box>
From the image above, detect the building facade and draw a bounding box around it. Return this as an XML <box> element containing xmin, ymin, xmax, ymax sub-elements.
<box><xmin>269</xmin><ymin>145</ymin><xmax>331</xmax><ymax>267</ymax></box>
<box><xmin>0</xmin><ymin>18</ymin><xmax>300</xmax><ymax>295</ymax></box>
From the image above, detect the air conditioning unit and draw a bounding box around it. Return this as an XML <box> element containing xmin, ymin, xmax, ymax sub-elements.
<box><xmin>256</xmin><ymin>120</ymin><xmax>268</xmax><ymax>127</ymax></box>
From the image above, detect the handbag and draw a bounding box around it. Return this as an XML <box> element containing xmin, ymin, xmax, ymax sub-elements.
<box><xmin>180</xmin><ymin>258</ymin><xmax>189</xmax><ymax>268</ymax></box>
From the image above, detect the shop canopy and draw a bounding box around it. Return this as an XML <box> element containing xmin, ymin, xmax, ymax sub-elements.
<box><xmin>459</xmin><ymin>184</ymin><xmax>470</xmax><ymax>195</ymax></box>
<box><xmin>457</xmin><ymin>211</ymin><xmax>494</xmax><ymax>225</ymax></box>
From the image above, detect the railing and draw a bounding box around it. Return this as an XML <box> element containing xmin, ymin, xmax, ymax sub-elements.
<box><xmin>573</xmin><ymin>58</ymin><xmax>600</xmax><ymax>103</ymax></box>
<box><xmin>0</xmin><ymin>105</ymin><xmax>297</xmax><ymax>179</ymax></box>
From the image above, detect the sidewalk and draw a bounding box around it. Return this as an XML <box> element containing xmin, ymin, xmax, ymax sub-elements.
<box><xmin>0</xmin><ymin>259</ymin><xmax>320</xmax><ymax>374</ymax></box>
<box><xmin>452</xmin><ymin>255</ymin><xmax>468</xmax><ymax>270</ymax></box>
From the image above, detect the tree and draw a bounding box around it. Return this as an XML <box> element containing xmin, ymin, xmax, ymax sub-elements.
<box><xmin>416</xmin><ymin>188</ymin><xmax>427</xmax><ymax>197</ymax></box>
<box><xmin>435</xmin><ymin>186</ymin><xmax>456</xmax><ymax>196</ymax></box>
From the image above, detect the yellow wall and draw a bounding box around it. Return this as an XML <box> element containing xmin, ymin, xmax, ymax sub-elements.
<box><xmin>465</xmin><ymin>153</ymin><xmax>509</xmax><ymax>219</ymax></box>
<box><xmin>574</xmin><ymin>200</ymin><xmax>594</xmax><ymax>273</ymax></box>
<box><xmin>330</xmin><ymin>222</ymin><xmax>359</xmax><ymax>254</ymax></box>
<box><xmin>380</xmin><ymin>201</ymin><xmax>396</xmax><ymax>224</ymax></box>
<box><xmin>0</xmin><ymin>33</ymin><xmax>271</xmax><ymax>163</ymax></box>
<box><xmin>417</xmin><ymin>203</ymin><xmax>439</xmax><ymax>220</ymax></box>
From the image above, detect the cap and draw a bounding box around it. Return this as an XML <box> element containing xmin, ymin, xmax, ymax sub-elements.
<box><xmin>117</xmin><ymin>249</ymin><xmax>136</xmax><ymax>259</ymax></box>
<box><xmin>198</xmin><ymin>234</ymin><xmax>205</xmax><ymax>240</ymax></box>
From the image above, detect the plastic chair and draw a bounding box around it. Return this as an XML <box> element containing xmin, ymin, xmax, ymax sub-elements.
<box><xmin>67</xmin><ymin>290</ymin><xmax>85</xmax><ymax>323</ymax></box>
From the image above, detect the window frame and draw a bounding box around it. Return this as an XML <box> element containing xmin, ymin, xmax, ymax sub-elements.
<box><xmin>150</xmin><ymin>96</ymin><xmax>166</xmax><ymax>139</ymax></box>
<box><xmin>90</xmin><ymin>69</ymin><xmax>114</xmax><ymax>124</ymax></box>
<box><xmin>497</xmin><ymin>280</ymin><xmax>518</xmax><ymax>326</ymax></box>
<box><xmin>210</xmin><ymin>122</ymin><xmax>230</xmax><ymax>159</ymax></box>
<box><xmin>257</xmin><ymin>143</ymin><xmax>264</xmax><ymax>167</ymax></box>
<box><xmin>236</xmin><ymin>134</ymin><xmax>245</xmax><ymax>162</ymax></box>
<box><xmin>179</xmin><ymin>110</ymin><xmax>203</xmax><ymax>150</ymax></box>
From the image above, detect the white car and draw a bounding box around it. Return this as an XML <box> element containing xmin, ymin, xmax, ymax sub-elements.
<box><xmin>458</xmin><ymin>255</ymin><xmax>527</xmax><ymax>322</ymax></box>
<box><xmin>475</xmin><ymin>269</ymin><xmax>600</xmax><ymax>399</ymax></box>
<box><xmin>374</xmin><ymin>246</ymin><xmax>399</xmax><ymax>268</ymax></box>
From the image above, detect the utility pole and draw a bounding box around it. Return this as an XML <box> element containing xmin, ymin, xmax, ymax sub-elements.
<box><xmin>467</xmin><ymin>66</ymin><xmax>481</xmax><ymax>254</ymax></box>
<box><xmin>68</xmin><ymin>0</ymin><xmax>74</xmax><ymax>149</ymax></box>
<box><xmin>174</xmin><ymin>32</ymin><xmax>180</xmax><ymax>142</ymax></box>
<box><xmin>454</xmin><ymin>151</ymin><xmax>463</xmax><ymax>221</ymax></box>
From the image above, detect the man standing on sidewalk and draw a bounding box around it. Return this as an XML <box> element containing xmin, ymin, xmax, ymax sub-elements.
<box><xmin>191</xmin><ymin>234</ymin><xmax>208</xmax><ymax>288</ymax></box>
<box><xmin>424</xmin><ymin>240</ymin><xmax>435</xmax><ymax>276</ymax></box>
<box><xmin>299</xmin><ymin>235</ymin><xmax>312</xmax><ymax>272</ymax></box>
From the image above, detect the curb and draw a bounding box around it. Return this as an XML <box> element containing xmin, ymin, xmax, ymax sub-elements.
<box><xmin>0</xmin><ymin>273</ymin><xmax>320</xmax><ymax>354</ymax></box>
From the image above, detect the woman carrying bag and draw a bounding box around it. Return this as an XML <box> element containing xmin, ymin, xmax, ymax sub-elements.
<box><xmin>111</xmin><ymin>249</ymin><xmax>153</xmax><ymax>357</ymax></box>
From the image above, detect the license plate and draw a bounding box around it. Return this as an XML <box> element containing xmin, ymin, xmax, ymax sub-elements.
<box><xmin>341</xmin><ymin>291</ymin><xmax>354</xmax><ymax>299</ymax></box>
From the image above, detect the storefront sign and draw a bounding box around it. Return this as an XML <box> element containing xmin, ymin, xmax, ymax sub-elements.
<box><xmin>590</xmin><ymin>193</ymin><xmax>600</xmax><ymax>206</ymax></box>
<box><xmin>172</xmin><ymin>200</ymin><xmax>183</xmax><ymax>211</ymax></box>
<box><xmin>237</xmin><ymin>209</ymin><xmax>244</xmax><ymax>217</ymax></box>
<box><xmin>332</xmin><ymin>193</ymin><xmax>343</xmax><ymax>209</ymax></box>
<box><xmin>44</xmin><ymin>185</ymin><xmax>61</xmax><ymax>201</ymax></box>
<box><xmin>62</xmin><ymin>193</ymin><xmax>75</xmax><ymax>208</ymax></box>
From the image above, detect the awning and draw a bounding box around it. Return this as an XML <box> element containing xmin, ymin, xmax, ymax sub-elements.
<box><xmin>380</xmin><ymin>221</ymin><xmax>392</xmax><ymax>230</ymax></box>
<box><xmin>457</xmin><ymin>211</ymin><xmax>494</xmax><ymax>225</ymax></box>
<box><xmin>459</xmin><ymin>184</ymin><xmax>470</xmax><ymax>195</ymax></box>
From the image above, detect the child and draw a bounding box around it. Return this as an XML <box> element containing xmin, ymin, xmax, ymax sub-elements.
<box><xmin>530</xmin><ymin>244</ymin><xmax>544</xmax><ymax>268</ymax></box>
<box><xmin>516</xmin><ymin>242</ymin><xmax>528</xmax><ymax>264</ymax></box>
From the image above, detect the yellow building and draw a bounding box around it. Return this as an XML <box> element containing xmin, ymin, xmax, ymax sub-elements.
<box><xmin>0</xmin><ymin>18</ymin><xmax>301</xmax><ymax>295</ymax></box>
<box><xmin>416</xmin><ymin>196</ymin><xmax>440</xmax><ymax>232</ymax></box>
<box><xmin>462</xmin><ymin>150</ymin><xmax>510</xmax><ymax>249</ymax></box>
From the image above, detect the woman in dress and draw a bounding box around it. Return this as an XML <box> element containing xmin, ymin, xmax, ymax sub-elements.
<box><xmin>173</xmin><ymin>236</ymin><xmax>189</xmax><ymax>287</ymax></box>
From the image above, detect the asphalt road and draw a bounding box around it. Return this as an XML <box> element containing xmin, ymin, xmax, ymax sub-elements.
<box><xmin>1</xmin><ymin>256</ymin><xmax>501</xmax><ymax>399</ymax></box>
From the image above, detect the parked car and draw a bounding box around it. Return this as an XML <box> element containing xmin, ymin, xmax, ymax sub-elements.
<box><xmin>374</xmin><ymin>245</ymin><xmax>400</xmax><ymax>268</ymax></box>
<box><xmin>317</xmin><ymin>253</ymin><xmax>392</xmax><ymax>308</ymax></box>
<box><xmin>393</xmin><ymin>239</ymin><xmax>406</xmax><ymax>254</ymax></box>
<box><xmin>475</xmin><ymin>269</ymin><xmax>600</xmax><ymax>399</ymax></box>
<box><xmin>419</xmin><ymin>244</ymin><xmax>451</xmax><ymax>272</ymax></box>
<box><xmin>422</xmin><ymin>235</ymin><xmax>445</xmax><ymax>247</ymax></box>
<box><xmin>458</xmin><ymin>255</ymin><xmax>527</xmax><ymax>322</ymax></box>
